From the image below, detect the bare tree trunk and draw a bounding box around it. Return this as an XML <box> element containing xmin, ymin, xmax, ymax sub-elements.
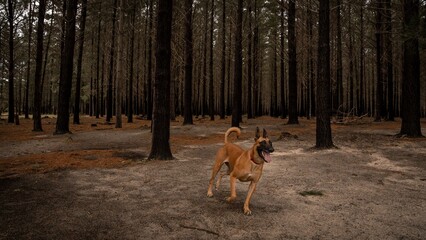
<box><xmin>149</xmin><ymin>0</ymin><xmax>174</xmax><ymax>160</ymax></box>
<box><xmin>146</xmin><ymin>0</ymin><xmax>154</xmax><ymax>120</ymax></box>
<box><xmin>73</xmin><ymin>0</ymin><xmax>88</xmax><ymax>125</ymax></box>
<box><xmin>33</xmin><ymin>0</ymin><xmax>46</xmax><ymax>132</ymax></box>
<box><xmin>247</xmin><ymin>0</ymin><xmax>253</xmax><ymax>119</ymax></box>
<box><xmin>287</xmin><ymin>0</ymin><xmax>298</xmax><ymax>124</ymax></box>
<box><xmin>107</xmin><ymin>0</ymin><xmax>118</xmax><ymax>122</ymax></box>
<box><xmin>183</xmin><ymin>0</ymin><xmax>194</xmax><ymax>125</ymax></box>
<box><xmin>385</xmin><ymin>0</ymin><xmax>394</xmax><ymax>121</ymax></box>
<box><xmin>399</xmin><ymin>0</ymin><xmax>423</xmax><ymax>137</ymax></box>
<box><xmin>253</xmin><ymin>1</ymin><xmax>259</xmax><ymax>117</ymax></box>
<box><xmin>219</xmin><ymin>0</ymin><xmax>226</xmax><ymax>120</ymax></box>
<box><xmin>231</xmin><ymin>0</ymin><xmax>243</xmax><ymax>127</ymax></box>
<box><xmin>7</xmin><ymin>0</ymin><xmax>15</xmax><ymax>123</ymax></box>
<box><xmin>359</xmin><ymin>0</ymin><xmax>365</xmax><ymax>115</ymax></box>
<box><xmin>316</xmin><ymin>0</ymin><xmax>334</xmax><ymax>149</ymax></box>
<box><xmin>115</xmin><ymin>0</ymin><xmax>124</xmax><ymax>129</ymax></box>
<box><xmin>55</xmin><ymin>0</ymin><xmax>78</xmax><ymax>134</ymax></box>
<box><xmin>24</xmin><ymin>1</ymin><xmax>33</xmax><ymax>119</ymax></box>
<box><xmin>374</xmin><ymin>0</ymin><xmax>384</xmax><ymax>122</ymax></box>
<box><xmin>209</xmin><ymin>0</ymin><xmax>215</xmax><ymax>121</ymax></box>
<box><xmin>280</xmin><ymin>0</ymin><xmax>286</xmax><ymax>119</ymax></box>
<box><xmin>127</xmin><ymin>4</ymin><xmax>136</xmax><ymax>123</ymax></box>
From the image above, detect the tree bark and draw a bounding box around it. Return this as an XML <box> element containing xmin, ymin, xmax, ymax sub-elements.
<box><xmin>24</xmin><ymin>1</ymin><xmax>33</xmax><ymax>119</ymax></box>
<box><xmin>247</xmin><ymin>0</ymin><xmax>253</xmax><ymax>119</ymax></box>
<box><xmin>33</xmin><ymin>0</ymin><xmax>46</xmax><ymax>132</ymax></box>
<box><xmin>209</xmin><ymin>0</ymin><xmax>215</xmax><ymax>121</ymax></box>
<box><xmin>316</xmin><ymin>0</ymin><xmax>334</xmax><ymax>148</ymax></box>
<box><xmin>73</xmin><ymin>0</ymin><xmax>88</xmax><ymax>125</ymax></box>
<box><xmin>107</xmin><ymin>0</ymin><xmax>118</xmax><ymax>122</ymax></box>
<box><xmin>374</xmin><ymin>0</ymin><xmax>384</xmax><ymax>122</ymax></box>
<box><xmin>146</xmin><ymin>0</ymin><xmax>154</xmax><ymax>120</ymax></box>
<box><xmin>149</xmin><ymin>0</ymin><xmax>174</xmax><ymax>160</ymax></box>
<box><xmin>399</xmin><ymin>0</ymin><xmax>423</xmax><ymax>137</ymax></box>
<box><xmin>55</xmin><ymin>0</ymin><xmax>78</xmax><ymax>134</ymax></box>
<box><xmin>183</xmin><ymin>0</ymin><xmax>194</xmax><ymax>125</ymax></box>
<box><xmin>219</xmin><ymin>0</ymin><xmax>226</xmax><ymax>120</ymax></box>
<box><xmin>7</xmin><ymin>0</ymin><xmax>15</xmax><ymax>123</ymax></box>
<box><xmin>127</xmin><ymin>4</ymin><xmax>136</xmax><ymax>123</ymax></box>
<box><xmin>231</xmin><ymin>0</ymin><xmax>243</xmax><ymax>127</ymax></box>
<box><xmin>280</xmin><ymin>0</ymin><xmax>286</xmax><ymax>119</ymax></box>
<box><xmin>287</xmin><ymin>0</ymin><xmax>298</xmax><ymax>124</ymax></box>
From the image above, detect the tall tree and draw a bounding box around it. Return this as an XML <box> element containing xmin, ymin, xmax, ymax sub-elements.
<box><xmin>316</xmin><ymin>0</ymin><xmax>334</xmax><ymax>148</ymax></box>
<box><xmin>280</xmin><ymin>0</ymin><xmax>286</xmax><ymax>119</ymax></box>
<box><xmin>358</xmin><ymin>0</ymin><xmax>365</xmax><ymax>115</ymax></box>
<box><xmin>107</xmin><ymin>0</ymin><xmax>118</xmax><ymax>122</ymax></box>
<box><xmin>148</xmin><ymin>0</ymin><xmax>174</xmax><ymax>160</ymax></box>
<box><xmin>24</xmin><ymin>1</ymin><xmax>33</xmax><ymax>119</ymax></box>
<box><xmin>115</xmin><ymin>0</ymin><xmax>124</xmax><ymax>129</ymax></box>
<box><xmin>384</xmin><ymin>0</ymin><xmax>394</xmax><ymax>121</ymax></box>
<box><xmin>334</xmin><ymin>0</ymin><xmax>343</xmax><ymax>113</ymax></box>
<box><xmin>247</xmin><ymin>0</ymin><xmax>253</xmax><ymax>119</ymax></box>
<box><xmin>374</xmin><ymin>0</ymin><xmax>384</xmax><ymax>122</ymax></box>
<box><xmin>7</xmin><ymin>0</ymin><xmax>15</xmax><ymax>123</ymax></box>
<box><xmin>231</xmin><ymin>0</ymin><xmax>243</xmax><ymax>127</ymax></box>
<box><xmin>399</xmin><ymin>0</ymin><xmax>423</xmax><ymax>137</ymax></box>
<box><xmin>183</xmin><ymin>0</ymin><xmax>194</xmax><ymax>125</ymax></box>
<box><xmin>127</xmin><ymin>3</ymin><xmax>136</xmax><ymax>123</ymax></box>
<box><xmin>219</xmin><ymin>0</ymin><xmax>226</xmax><ymax>119</ymax></box>
<box><xmin>33</xmin><ymin>0</ymin><xmax>46</xmax><ymax>132</ymax></box>
<box><xmin>287</xmin><ymin>0</ymin><xmax>298</xmax><ymax>124</ymax></box>
<box><xmin>209</xmin><ymin>0</ymin><xmax>215</xmax><ymax>121</ymax></box>
<box><xmin>55</xmin><ymin>0</ymin><xmax>78</xmax><ymax>134</ymax></box>
<box><xmin>73</xmin><ymin>0</ymin><xmax>88</xmax><ymax>125</ymax></box>
<box><xmin>146</xmin><ymin>0</ymin><xmax>154</xmax><ymax>120</ymax></box>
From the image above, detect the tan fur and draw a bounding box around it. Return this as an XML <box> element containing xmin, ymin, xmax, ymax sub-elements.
<box><xmin>207</xmin><ymin>127</ymin><xmax>273</xmax><ymax>215</ymax></box>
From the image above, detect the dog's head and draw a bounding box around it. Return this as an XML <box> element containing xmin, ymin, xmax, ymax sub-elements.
<box><xmin>254</xmin><ymin>127</ymin><xmax>274</xmax><ymax>163</ymax></box>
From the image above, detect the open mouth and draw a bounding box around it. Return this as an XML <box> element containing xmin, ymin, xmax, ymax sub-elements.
<box><xmin>258</xmin><ymin>150</ymin><xmax>272</xmax><ymax>163</ymax></box>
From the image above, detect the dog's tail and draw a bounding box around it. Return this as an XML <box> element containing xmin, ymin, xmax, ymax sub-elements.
<box><xmin>224</xmin><ymin>127</ymin><xmax>241</xmax><ymax>144</ymax></box>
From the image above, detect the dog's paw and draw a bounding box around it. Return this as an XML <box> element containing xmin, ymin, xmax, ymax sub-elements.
<box><xmin>207</xmin><ymin>191</ymin><xmax>213</xmax><ymax>197</ymax></box>
<box><xmin>226</xmin><ymin>196</ymin><xmax>236</xmax><ymax>203</ymax></box>
<box><xmin>243</xmin><ymin>208</ymin><xmax>252</xmax><ymax>216</ymax></box>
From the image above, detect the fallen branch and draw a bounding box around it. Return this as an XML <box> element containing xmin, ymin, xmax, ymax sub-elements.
<box><xmin>179</xmin><ymin>224</ymin><xmax>219</xmax><ymax>236</ymax></box>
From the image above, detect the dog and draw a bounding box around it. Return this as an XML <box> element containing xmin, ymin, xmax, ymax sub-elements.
<box><xmin>207</xmin><ymin>127</ymin><xmax>274</xmax><ymax>215</ymax></box>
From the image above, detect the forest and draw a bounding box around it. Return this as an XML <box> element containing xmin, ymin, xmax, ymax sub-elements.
<box><xmin>1</xmin><ymin>0</ymin><xmax>426</xmax><ymax>238</ymax></box>
<box><xmin>1</xmin><ymin>0</ymin><xmax>425</xmax><ymax>134</ymax></box>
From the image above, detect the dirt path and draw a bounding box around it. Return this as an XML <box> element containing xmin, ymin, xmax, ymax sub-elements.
<box><xmin>1</xmin><ymin>117</ymin><xmax>425</xmax><ymax>239</ymax></box>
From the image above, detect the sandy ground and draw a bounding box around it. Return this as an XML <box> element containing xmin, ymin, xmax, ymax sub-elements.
<box><xmin>0</xmin><ymin>116</ymin><xmax>425</xmax><ymax>239</ymax></box>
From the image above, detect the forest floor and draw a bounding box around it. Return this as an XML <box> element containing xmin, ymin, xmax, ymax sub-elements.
<box><xmin>0</xmin><ymin>115</ymin><xmax>425</xmax><ymax>239</ymax></box>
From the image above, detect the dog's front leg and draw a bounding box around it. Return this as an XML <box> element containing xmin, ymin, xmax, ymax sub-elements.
<box><xmin>226</xmin><ymin>176</ymin><xmax>237</xmax><ymax>203</ymax></box>
<box><xmin>243</xmin><ymin>182</ymin><xmax>257</xmax><ymax>215</ymax></box>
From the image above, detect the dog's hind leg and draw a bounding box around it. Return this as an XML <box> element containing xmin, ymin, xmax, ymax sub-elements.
<box><xmin>207</xmin><ymin>150</ymin><xmax>226</xmax><ymax>197</ymax></box>
<box><xmin>215</xmin><ymin>162</ymin><xmax>230</xmax><ymax>190</ymax></box>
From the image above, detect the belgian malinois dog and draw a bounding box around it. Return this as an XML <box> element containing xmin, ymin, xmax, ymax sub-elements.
<box><xmin>207</xmin><ymin>127</ymin><xmax>274</xmax><ymax>215</ymax></box>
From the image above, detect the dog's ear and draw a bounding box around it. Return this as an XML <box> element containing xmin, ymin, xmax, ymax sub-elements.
<box><xmin>263</xmin><ymin>128</ymin><xmax>268</xmax><ymax>138</ymax></box>
<box><xmin>254</xmin><ymin>127</ymin><xmax>260</xmax><ymax>141</ymax></box>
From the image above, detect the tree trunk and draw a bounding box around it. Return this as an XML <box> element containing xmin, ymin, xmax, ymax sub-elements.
<box><xmin>219</xmin><ymin>0</ymin><xmax>226</xmax><ymax>120</ymax></box>
<box><xmin>247</xmin><ymin>0</ymin><xmax>253</xmax><ymax>119</ymax></box>
<box><xmin>25</xmin><ymin>1</ymin><xmax>33</xmax><ymax>119</ymax></box>
<box><xmin>399</xmin><ymin>0</ymin><xmax>423</xmax><ymax>137</ymax></box>
<box><xmin>231</xmin><ymin>0</ymin><xmax>243</xmax><ymax>128</ymax></box>
<box><xmin>253</xmin><ymin>1</ymin><xmax>259</xmax><ymax>117</ymax></box>
<box><xmin>280</xmin><ymin>0</ymin><xmax>286</xmax><ymax>119</ymax></box>
<box><xmin>55</xmin><ymin>0</ymin><xmax>78</xmax><ymax>134</ymax></box>
<box><xmin>33</xmin><ymin>0</ymin><xmax>46</xmax><ymax>132</ymax></box>
<box><xmin>183</xmin><ymin>0</ymin><xmax>194</xmax><ymax>125</ymax></box>
<box><xmin>73</xmin><ymin>0</ymin><xmax>87</xmax><ymax>125</ymax></box>
<box><xmin>359</xmin><ymin>1</ymin><xmax>365</xmax><ymax>115</ymax></box>
<box><xmin>209</xmin><ymin>0</ymin><xmax>215</xmax><ymax>121</ymax></box>
<box><xmin>316</xmin><ymin>0</ymin><xmax>334</xmax><ymax>149</ymax></box>
<box><xmin>385</xmin><ymin>0</ymin><xmax>394</xmax><ymax>121</ymax></box>
<box><xmin>95</xmin><ymin>2</ymin><xmax>102</xmax><ymax>118</ymax></box>
<box><xmin>202</xmin><ymin>0</ymin><xmax>209</xmax><ymax>118</ymax></box>
<box><xmin>146</xmin><ymin>0</ymin><xmax>154</xmax><ymax>120</ymax></box>
<box><xmin>148</xmin><ymin>0</ymin><xmax>174</xmax><ymax>160</ymax></box>
<box><xmin>127</xmin><ymin>5</ymin><xmax>136</xmax><ymax>123</ymax></box>
<box><xmin>115</xmin><ymin>0</ymin><xmax>124</xmax><ymax>129</ymax></box>
<box><xmin>107</xmin><ymin>0</ymin><xmax>118</xmax><ymax>122</ymax></box>
<box><xmin>374</xmin><ymin>0</ymin><xmax>384</xmax><ymax>122</ymax></box>
<box><xmin>287</xmin><ymin>0</ymin><xmax>298</xmax><ymax>124</ymax></box>
<box><xmin>7</xmin><ymin>0</ymin><xmax>15</xmax><ymax>123</ymax></box>
<box><xmin>335</xmin><ymin>0</ymin><xmax>343</xmax><ymax>114</ymax></box>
